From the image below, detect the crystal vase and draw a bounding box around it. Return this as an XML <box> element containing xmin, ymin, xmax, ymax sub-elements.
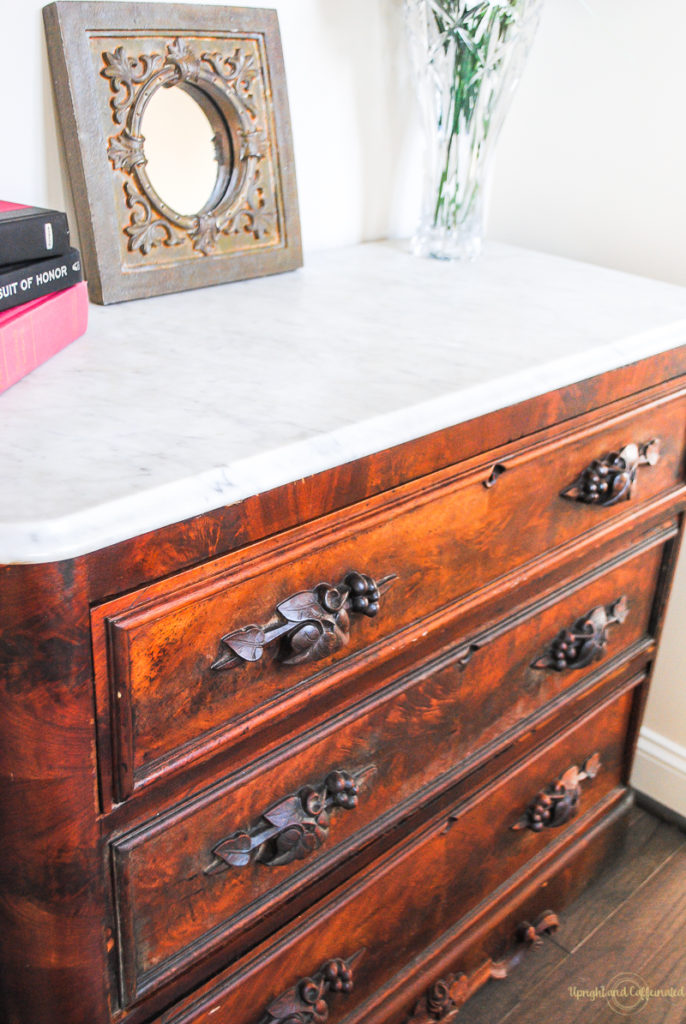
<box><xmin>404</xmin><ymin>0</ymin><xmax>543</xmax><ymax>260</ymax></box>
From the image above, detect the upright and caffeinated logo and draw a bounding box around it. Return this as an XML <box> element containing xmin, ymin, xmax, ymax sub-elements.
<box><xmin>569</xmin><ymin>973</ymin><xmax>686</xmax><ymax>1015</ymax></box>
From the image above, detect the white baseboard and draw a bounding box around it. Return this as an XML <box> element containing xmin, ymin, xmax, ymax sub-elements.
<box><xmin>630</xmin><ymin>726</ymin><xmax>686</xmax><ymax>818</ymax></box>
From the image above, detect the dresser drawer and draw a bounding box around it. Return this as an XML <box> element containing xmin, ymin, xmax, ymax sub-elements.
<box><xmin>93</xmin><ymin>386</ymin><xmax>686</xmax><ymax>802</ymax></box>
<box><xmin>110</xmin><ymin>518</ymin><xmax>665</xmax><ymax>1006</ymax></box>
<box><xmin>151</xmin><ymin>683</ymin><xmax>637</xmax><ymax>1024</ymax></box>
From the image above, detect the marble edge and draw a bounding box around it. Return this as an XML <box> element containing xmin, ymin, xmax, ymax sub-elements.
<box><xmin>3</xmin><ymin>319</ymin><xmax>686</xmax><ymax>565</ymax></box>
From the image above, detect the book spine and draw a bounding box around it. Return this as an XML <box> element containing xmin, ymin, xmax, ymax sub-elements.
<box><xmin>0</xmin><ymin>281</ymin><xmax>89</xmax><ymax>393</ymax></box>
<box><xmin>0</xmin><ymin>248</ymin><xmax>83</xmax><ymax>313</ymax></box>
<box><xmin>0</xmin><ymin>208</ymin><xmax>70</xmax><ymax>264</ymax></box>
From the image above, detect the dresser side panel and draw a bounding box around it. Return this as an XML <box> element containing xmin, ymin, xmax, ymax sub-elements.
<box><xmin>0</xmin><ymin>561</ymin><xmax>110</xmax><ymax>1024</ymax></box>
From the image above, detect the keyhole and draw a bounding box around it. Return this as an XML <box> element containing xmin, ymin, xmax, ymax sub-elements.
<box><xmin>484</xmin><ymin>463</ymin><xmax>507</xmax><ymax>489</ymax></box>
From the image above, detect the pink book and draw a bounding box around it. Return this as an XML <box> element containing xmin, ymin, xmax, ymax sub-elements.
<box><xmin>0</xmin><ymin>280</ymin><xmax>88</xmax><ymax>394</ymax></box>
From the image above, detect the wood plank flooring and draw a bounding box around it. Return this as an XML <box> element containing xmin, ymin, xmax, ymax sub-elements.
<box><xmin>456</xmin><ymin>804</ymin><xmax>686</xmax><ymax>1024</ymax></box>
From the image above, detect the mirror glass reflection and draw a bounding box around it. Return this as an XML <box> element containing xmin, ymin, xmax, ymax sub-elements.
<box><xmin>142</xmin><ymin>86</ymin><xmax>219</xmax><ymax>216</ymax></box>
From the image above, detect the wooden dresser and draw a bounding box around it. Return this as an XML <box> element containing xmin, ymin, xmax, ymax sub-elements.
<box><xmin>1</xmin><ymin>242</ymin><xmax>686</xmax><ymax>1024</ymax></box>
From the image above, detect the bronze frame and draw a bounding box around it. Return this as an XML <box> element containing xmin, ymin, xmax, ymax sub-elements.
<box><xmin>43</xmin><ymin>2</ymin><xmax>302</xmax><ymax>304</ymax></box>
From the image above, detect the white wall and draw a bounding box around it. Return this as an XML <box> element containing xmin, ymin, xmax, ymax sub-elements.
<box><xmin>5</xmin><ymin>0</ymin><xmax>686</xmax><ymax>807</ymax></box>
<box><xmin>490</xmin><ymin>0</ymin><xmax>686</xmax><ymax>288</ymax></box>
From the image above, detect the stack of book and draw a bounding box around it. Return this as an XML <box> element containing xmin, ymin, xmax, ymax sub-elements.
<box><xmin>0</xmin><ymin>201</ymin><xmax>88</xmax><ymax>394</ymax></box>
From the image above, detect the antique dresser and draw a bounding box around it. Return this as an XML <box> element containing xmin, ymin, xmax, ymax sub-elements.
<box><xmin>1</xmin><ymin>242</ymin><xmax>686</xmax><ymax>1024</ymax></box>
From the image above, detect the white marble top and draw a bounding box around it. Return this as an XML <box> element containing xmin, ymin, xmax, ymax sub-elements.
<box><xmin>3</xmin><ymin>240</ymin><xmax>686</xmax><ymax>564</ymax></box>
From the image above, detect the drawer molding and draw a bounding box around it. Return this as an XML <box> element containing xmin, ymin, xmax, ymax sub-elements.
<box><xmin>405</xmin><ymin>911</ymin><xmax>559</xmax><ymax>1023</ymax></box>
<box><xmin>211</xmin><ymin>572</ymin><xmax>396</xmax><ymax>670</ymax></box>
<box><xmin>206</xmin><ymin>765</ymin><xmax>376</xmax><ymax>872</ymax></box>
<box><xmin>532</xmin><ymin>595</ymin><xmax>629</xmax><ymax>672</ymax></box>
<box><xmin>512</xmin><ymin>752</ymin><xmax>601</xmax><ymax>832</ymax></box>
<box><xmin>259</xmin><ymin>949</ymin><xmax>364</xmax><ymax>1024</ymax></box>
<box><xmin>561</xmin><ymin>438</ymin><xmax>660</xmax><ymax>507</ymax></box>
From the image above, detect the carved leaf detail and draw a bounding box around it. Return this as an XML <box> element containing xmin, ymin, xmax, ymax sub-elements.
<box><xmin>101</xmin><ymin>46</ymin><xmax>135</xmax><ymax>82</ymax></box>
<box><xmin>101</xmin><ymin>47</ymin><xmax>165</xmax><ymax>124</ymax></box>
<box><xmin>167</xmin><ymin>37</ymin><xmax>192</xmax><ymax>61</ymax></box>
<box><xmin>190</xmin><ymin>214</ymin><xmax>220</xmax><ymax>254</ymax></box>
<box><xmin>125</xmin><ymin>219</ymin><xmax>171</xmax><ymax>254</ymax></box>
<box><xmin>229</xmin><ymin>47</ymin><xmax>258</xmax><ymax>92</ymax></box>
<box><xmin>166</xmin><ymin>37</ymin><xmax>201</xmax><ymax>81</ymax></box>
<box><xmin>123</xmin><ymin>182</ymin><xmax>184</xmax><ymax>254</ymax></box>
<box><xmin>100</xmin><ymin>38</ymin><xmax>283</xmax><ymax>262</ymax></box>
<box><xmin>513</xmin><ymin>754</ymin><xmax>600</xmax><ymax>831</ymax></box>
<box><xmin>207</xmin><ymin>767</ymin><xmax>372</xmax><ymax>875</ymax></box>
<box><xmin>276</xmin><ymin>591</ymin><xmax>331</xmax><ymax>624</ymax></box>
<box><xmin>532</xmin><ymin>597</ymin><xmax>628</xmax><ymax>672</ymax></box>
<box><xmin>235</xmin><ymin>185</ymin><xmax>277</xmax><ymax>240</ymax></box>
<box><xmin>586</xmin><ymin>606</ymin><xmax>609</xmax><ymax>634</ymax></box>
<box><xmin>265</xmin><ymin>984</ymin><xmax>314</xmax><ymax>1021</ymax></box>
<box><xmin>558</xmin><ymin>766</ymin><xmax>581</xmax><ymax>791</ymax></box>
<box><xmin>612</xmin><ymin>595</ymin><xmax>629</xmax><ymax>623</ymax></box>
<box><xmin>202</xmin><ymin>46</ymin><xmax>258</xmax><ymax>92</ymax></box>
<box><xmin>263</xmin><ymin>953</ymin><xmax>363</xmax><ymax>1023</ymax></box>
<box><xmin>107</xmin><ymin>131</ymin><xmax>145</xmax><ymax>172</ymax></box>
<box><xmin>621</xmin><ymin>443</ymin><xmax>640</xmax><ymax>467</ymax></box>
<box><xmin>225</xmin><ymin>625</ymin><xmax>266</xmax><ymax>663</ymax></box>
<box><xmin>583</xmin><ymin>752</ymin><xmax>602</xmax><ymax>779</ymax></box>
<box><xmin>263</xmin><ymin>794</ymin><xmax>309</xmax><ymax>831</ymax></box>
<box><xmin>212</xmin><ymin>572</ymin><xmax>393</xmax><ymax>672</ymax></box>
<box><xmin>212</xmin><ymin>831</ymin><xmax>253</xmax><ymax>868</ymax></box>
<box><xmin>240</xmin><ymin>128</ymin><xmax>268</xmax><ymax>161</ymax></box>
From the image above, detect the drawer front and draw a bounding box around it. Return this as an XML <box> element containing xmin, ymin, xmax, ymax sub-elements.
<box><xmin>152</xmin><ymin>684</ymin><xmax>637</xmax><ymax>1024</ymax></box>
<box><xmin>93</xmin><ymin>387</ymin><xmax>686</xmax><ymax>800</ymax></box>
<box><xmin>111</xmin><ymin>524</ymin><xmax>663</xmax><ymax>1004</ymax></box>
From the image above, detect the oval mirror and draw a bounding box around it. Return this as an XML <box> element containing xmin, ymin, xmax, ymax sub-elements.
<box><xmin>141</xmin><ymin>86</ymin><xmax>219</xmax><ymax>216</ymax></box>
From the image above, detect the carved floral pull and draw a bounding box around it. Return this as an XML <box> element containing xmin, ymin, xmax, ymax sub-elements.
<box><xmin>405</xmin><ymin>912</ymin><xmax>559</xmax><ymax>1022</ymax></box>
<box><xmin>211</xmin><ymin>570</ymin><xmax>396</xmax><ymax>671</ymax></box>
<box><xmin>561</xmin><ymin>439</ymin><xmax>660</xmax><ymax>507</ymax></box>
<box><xmin>205</xmin><ymin>765</ymin><xmax>376</xmax><ymax>873</ymax></box>
<box><xmin>259</xmin><ymin>950</ymin><xmax>364</xmax><ymax>1024</ymax></box>
<box><xmin>531</xmin><ymin>596</ymin><xmax>629</xmax><ymax>672</ymax></box>
<box><xmin>512</xmin><ymin>753</ymin><xmax>601</xmax><ymax>832</ymax></box>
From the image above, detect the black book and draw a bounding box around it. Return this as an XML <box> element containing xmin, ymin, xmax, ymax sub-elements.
<box><xmin>0</xmin><ymin>248</ymin><xmax>83</xmax><ymax>313</ymax></box>
<box><xmin>0</xmin><ymin>202</ymin><xmax>71</xmax><ymax>265</ymax></box>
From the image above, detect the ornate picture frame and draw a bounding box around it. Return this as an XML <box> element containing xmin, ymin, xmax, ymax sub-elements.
<box><xmin>43</xmin><ymin>2</ymin><xmax>302</xmax><ymax>304</ymax></box>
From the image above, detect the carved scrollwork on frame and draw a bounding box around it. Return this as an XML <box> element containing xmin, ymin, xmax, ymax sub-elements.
<box><xmin>561</xmin><ymin>439</ymin><xmax>660</xmax><ymax>507</ymax></box>
<box><xmin>405</xmin><ymin>913</ymin><xmax>559</xmax><ymax>1022</ymax></box>
<box><xmin>211</xmin><ymin>571</ymin><xmax>397</xmax><ymax>671</ymax></box>
<box><xmin>101</xmin><ymin>35</ymin><xmax>279</xmax><ymax>258</ymax></box>
<box><xmin>512</xmin><ymin>754</ymin><xmax>601</xmax><ymax>832</ymax></box>
<box><xmin>44</xmin><ymin>4</ymin><xmax>302</xmax><ymax>303</ymax></box>
<box><xmin>259</xmin><ymin>950</ymin><xmax>364</xmax><ymax>1024</ymax></box>
<box><xmin>205</xmin><ymin>765</ymin><xmax>376</xmax><ymax>874</ymax></box>
<box><xmin>532</xmin><ymin>596</ymin><xmax>629</xmax><ymax>673</ymax></box>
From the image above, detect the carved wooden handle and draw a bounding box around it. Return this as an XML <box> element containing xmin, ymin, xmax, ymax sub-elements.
<box><xmin>512</xmin><ymin>754</ymin><xmax>601</xmax><ymax>832</ymax></box>
<box><xmin>211</xmin><ymin>571</ymin><xmax>397</xmax><ymax>671</ymax></box>
<box><xmin>405</xmin><ymin>912</ymin><xmax>559</xmax><ymax>1022</ymax></box>
<box><xmin>561</xmin><ymin>439</ymin><xmax>660</xmax><ymax>507</ymax></box>
<box><xmin>531</xmin><ymin>596</ymin><xmax>629</xmax><ymax>672</ymax></box>
<box><xmin>205</xmin><ymin>765</ymin><xmax>376</xmax><ymax>874</ymax></box>
<box><xmin>258</xmin><ymin>950</ymin><xmax>364</xmax><ymax>1024</ymax></box>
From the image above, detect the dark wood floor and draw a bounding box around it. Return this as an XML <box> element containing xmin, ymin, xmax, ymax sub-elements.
<box><xmin>457</xmin><ymin>803</ymin><xmax>686</xmax><ymax>1024</ymax></box>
